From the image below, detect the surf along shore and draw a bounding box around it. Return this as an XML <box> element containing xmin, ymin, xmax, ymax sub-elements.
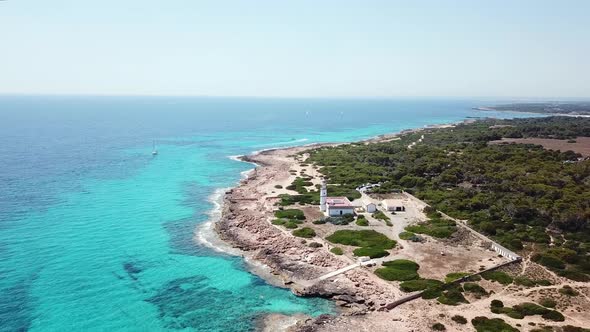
<box><xmin>211</xmin><ymin>124</ymin><xmax>462</xmax><ymax>332</ymax></box>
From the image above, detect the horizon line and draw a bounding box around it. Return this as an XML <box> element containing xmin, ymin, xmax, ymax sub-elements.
<box><xmin>1</xmin><ymin>93</ymin><xmax>589</xmax><ymax>102</ymax></box>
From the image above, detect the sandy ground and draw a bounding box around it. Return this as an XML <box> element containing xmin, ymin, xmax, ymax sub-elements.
<box><xmin>210</xmin><ymin>129</ymin><xmax>590</xmax><ymax>332</ymax></box>
<box><xmin>490</xmin><ymin>136</ymin><xmax>590</xmax><ymax>157</ymax></box>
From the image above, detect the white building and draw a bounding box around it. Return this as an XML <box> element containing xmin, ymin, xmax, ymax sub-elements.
<box><xmin>325</xmin><ymin>197</ymin><xmax>355</xmax><ymax>216</ymax></box>
<box><xmin>366</xmin><ymin>202</ymin><xmax>377</xmax><ymax>213</ymax></box>
<box><xmin>320</xmin><ymin>181</ymin><xmax>355</xmax><ymax>216</ymax></box>
<box><xmin>382</xmin><ymin>199</ymin><xmax>406</xmax><ymax>212</ymax></box>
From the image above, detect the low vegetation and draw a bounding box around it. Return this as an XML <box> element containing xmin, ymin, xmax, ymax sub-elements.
<box><xmin>432</xmin><ymin>323</ymin><xmax>446</xmax><ymax>331</ymax></box>
<box><xmin>471</xmin><ymin>316</ymin><xmax>518</xmax><ymax>332</ymax></box>
<box><xmin>490</xmin><ymin>301</ymin><xmax>565</xmax><ymax>321</ymax></box>
<box><xmin>481</xmin><ymin>271</ymin><xmax>513</xmax><ymax>285</ymax></box>
<box><xmin>444</xmin><ymin>272</ymin><xmax>472</xmax><ymax>283</ymax></box>
<box><xmin>371</xmin><ymin>210</ymin><xmax>392</xmax><ymax>226</ymax></box>
<box><xmin>292</xmin><ymin>227</ymin><xmax>316</xmax><ymax>238</ymax></box>
<box><xmin>355</xmin><ymin>215</ymin><xmax>369</xmax><ymax>226</ymax></box>
<box><xmin>274</xmin><ymin>209</ymin><xmax>306</xmax><ymax>220</ymax></box>
<box><xmin>559</xmin><ymin>285</ymin><xmax>579</xmax><ymax>296</ymax></box>
<box><xmin>330</xmin><ymin>247</ymin><xmax>343</xmax><ymax>255</ymax></box>
<box><xmin>326</xmin><ymin>230</ymin><xmax>396</xmax><ymax>258</ymax></box>
<box><xmin>451</xmin><ymin>315</ymin><xmax>467</xmax><ymax>324</ymax></box>
<box><xmin>307</xmin><ymin>117</ymin><xmax>590</xmax><ymax>281</ymax></box>
<box><xmin>399</xmin><ymin>279</ymin><xmax>443</xmax><ymax>292</ymax></box>
<box><xmin>375</xmin><ymin>259</ymin><xmax>420</xmax><ymax>281</ymax></box>
<box><xmin>405</xmin><ymin>207</ymin><xmax>457</xmax><ymax>238</ymax></box>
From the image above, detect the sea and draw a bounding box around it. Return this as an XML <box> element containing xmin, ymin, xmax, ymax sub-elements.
<box><xmin>0</xmin><ymin>96</ymin><xmax>537</xmax><ymax>332</ymax></box>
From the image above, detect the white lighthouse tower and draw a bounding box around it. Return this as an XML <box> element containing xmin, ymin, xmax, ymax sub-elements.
<box><xmin>320</xmin><ymin>179</ymin><xmax>327</xmax><ymax>212</ymax></box>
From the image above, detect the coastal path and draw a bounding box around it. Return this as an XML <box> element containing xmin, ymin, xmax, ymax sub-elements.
<box><xmin>315</xmin><ymin>260</ymin><xmax>375</xmax><ymax>281</ymax></box>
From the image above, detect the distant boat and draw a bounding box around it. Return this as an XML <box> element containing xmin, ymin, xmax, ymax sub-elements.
<box><xmin>152</xmin><ymin>140</ymin><xmax>158</xmax><ymax>156</ymax></box>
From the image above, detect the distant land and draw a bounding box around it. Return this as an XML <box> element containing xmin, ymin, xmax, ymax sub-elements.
<box><xmin>474</xmin><ymin>102</ymin><xmax>590</xmax><ymax>115</ymax></box>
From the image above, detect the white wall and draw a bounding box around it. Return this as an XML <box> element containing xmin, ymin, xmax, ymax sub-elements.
<box><xmin>328</xmin><ymin>207</ymin><xmax>355</xmax><ymax>216</ymax></box>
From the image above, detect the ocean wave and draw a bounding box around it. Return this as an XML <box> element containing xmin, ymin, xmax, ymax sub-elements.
<box><xmin>194</xmin><ymin>187</ymin><xmax>241</xmax><ymax>256</ymax></box>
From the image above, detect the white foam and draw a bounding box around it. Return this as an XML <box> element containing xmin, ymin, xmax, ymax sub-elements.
<box><xmin>194</xmin><ymin>187</ymin><xmax>242</xmax><ymax>256</ymax></box>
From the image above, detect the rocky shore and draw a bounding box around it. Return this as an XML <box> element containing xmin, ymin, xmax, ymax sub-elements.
<box><xmin>214</xmin><ymin>146</ymin><xmax>409</xmax><ymax>331</ymax></box>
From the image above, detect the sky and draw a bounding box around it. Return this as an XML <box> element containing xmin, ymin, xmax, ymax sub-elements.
<box><xmin>0</xmin><ymin>0</ymin><xmax>589</xmax><ymax>98</ymax></box>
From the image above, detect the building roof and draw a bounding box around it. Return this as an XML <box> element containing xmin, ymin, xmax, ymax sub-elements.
<box><xmin>326</xmin><ymin>197</ymin><xmax>353</xmax><ymax>208</ymax></box>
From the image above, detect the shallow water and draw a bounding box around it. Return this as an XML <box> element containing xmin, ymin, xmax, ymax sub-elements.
<box><xmin>0</xmin><ymin>96</ymin><xmax>536</xmax><ymax>331</ymax></box>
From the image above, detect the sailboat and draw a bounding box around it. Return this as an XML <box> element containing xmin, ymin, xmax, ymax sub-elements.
<box><xmin>152</xmin><ymin>140</ymin><xmax>158</xmax><ymax>156</ymax></box>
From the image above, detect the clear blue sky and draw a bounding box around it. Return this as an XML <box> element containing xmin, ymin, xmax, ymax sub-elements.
<box><xmin>1</xmin><ymin>0</ymin><xmax>589</xmax><ymax>98</ymax></box>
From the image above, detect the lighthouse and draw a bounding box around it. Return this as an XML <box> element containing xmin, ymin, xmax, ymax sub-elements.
<box><xmin>320</xmin><ymin>179</ymin><xmax>327</xmax><ymax>212</ymax></box>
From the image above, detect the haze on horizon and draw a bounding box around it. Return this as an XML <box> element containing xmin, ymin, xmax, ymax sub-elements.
<box><xmin>1</xmin><ymin>0</ymin><xmax>589</xmax><ymax>99</ymax></box>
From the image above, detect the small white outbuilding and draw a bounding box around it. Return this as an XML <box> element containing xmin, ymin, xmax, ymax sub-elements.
<box><xmin>366</xmin><ymin>203</ymin><xmax>377</xmax><ymax>213</ymax></box>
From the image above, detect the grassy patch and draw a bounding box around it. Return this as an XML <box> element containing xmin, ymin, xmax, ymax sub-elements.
<box><xmin>445</xmin><ymin>272</ymin><xmax>472</xmax><ymax>283</ymax></box>
<box><xmin>399</xmin><ymin>231</ymin><xmax>416</xmax><ymax>240</ymax></box>
<box><xmin>375</xmin><ymin>259</ymin><xmax>421</xmax><ymax>281</ymax></box>
<box><xmin>539</xmin><ymin>298</ymin><xmax>557</xmax><ymax>308</ymax></box>
<box><xmin>437</xmin><ymin>288</ymin><xmax>468</xmax><ymax>306</ymax></box>
<box><xmin>355</xmin><ymin>217</ymin><xmax>369</xmax><ymax>226</ymax></box>
<box><xmin>559</xmin><ymin>285</ymin><xmax>579</xmax><ymax>296</ymax></box>
<box><xmin>274</xmin><ymin>209</ymin><xmax>306</xmax><ymax>220</ymax></box>
<box><xmin>292</xmin><ymin>227</ymin><xmax>316</xmax><ymax>238</ymax></box>
<box><xmin>399</xmin><ymin>279</ymin><xmax>443</xmax><ymax>292</ymax></box>
<box><xmin>372</xmin><ymin>210</ymin><xmax>392</xmax><ymax>226</ymax></box>
<box><xmin>481</xmin><ymin>271</ymin><xmax>513</xmax><ymax>285</ymax></box>
<box><xmin>326</xmin><ymin>230</ymin><xmax>396</xmax><ymax>258</ymax></box>
<box><xmin>471</xmin><ymin>317</ymin><xmax>518</xmax><ymax>332</ymax></box>
<box><xmin>463</xmin><ymin>282</ymin><xmax>488</xmax><ymax>296</ymax></box>
<box><xmin>330</xmin><ymin>247</ymin><xmax>343</xmax><ymax>255</ymax></box>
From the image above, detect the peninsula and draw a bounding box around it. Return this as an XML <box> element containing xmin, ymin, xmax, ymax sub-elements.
<box><xmin>215</xmin><ymin>116</ymin><xmax>590</xmax><ymax>332</ymax></box>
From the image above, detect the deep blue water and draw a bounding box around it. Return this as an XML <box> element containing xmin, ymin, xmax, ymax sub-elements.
<box><xmin>0</xmin><ymin>96</ymin><xmax>535</xmax><ymax>331</ymax></box>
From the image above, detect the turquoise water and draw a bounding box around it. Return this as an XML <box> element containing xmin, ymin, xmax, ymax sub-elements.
<box><xmin>0</xmin><ymin>96</ymin><xmax>537</xmax><ymax>331</ymax></box>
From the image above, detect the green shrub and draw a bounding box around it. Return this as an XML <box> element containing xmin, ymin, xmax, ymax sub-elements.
<box><xmin>274</xmin><ymin>209</ymin><xmax>306</xmax><ymax>220</ymax></box>
<box><xmin>514</xmin><ymin>276</ymin><xmax>536</xmax><ymax>287</ymax></box>
<box><xmin>559</xmin><ymin>285</ymin><xmax>579</xmax><ymax>296</ymax></box>
<box><xmin>274</xmin><ymin>185</ymin><xmax>283</xmax><ymax>189</ymax></box>
<box><xmin>451</xmin><ymin>315</ymin><xmax>467</xmax><ymax>324</ymax></box>
<box><xmin>536</xmin><ymin>279</ymin><xmax>553</xmax><ymax>286</ymax></box>
<box><xmin>330</xmin><ymin>247</ymin><xmax>343</xmax><ymax>255</ymax></box>
<box><xmin>292</xmin><ymin>227</ymin><xmax>316</xmax><ymax>238</ymax></box>
<box><xmin>382</xmin><ymin>259</ymin><xmax>420</xmax><ymax>271</ymax></box>
<box><xmin>356</xmin><ymin>218</ymin><xmax>369</xmax><ymax>226</ymax></box>
<box><xmin>437</xmin><ymin>289</ymin><xmax>468</xmax><ymax>306</ymax></box>
<box><xmin>284</xmin><ymin>221</ymin><xmax>299</xmax><ymax>229</ymax></box>
<box><xmin>512</xmin><ymin>302</ymin><xmax>549</xmax><ymax>316</ymax></box>
<box><xmin>562</xmin><ymin>326</ymin><xmax>590</xmax><ymax>332</ymax></box>
<box><xmin>326</xmin><ymin>230</ymin><xmax>396</xmax><ymax>249</ymax></box>
<box><xmin>432</xmin><ymin>323</ymin><xmax>446</xmax><ymax>331</ymax></box>
<box><xmin>490</xmin><ymin>300</ymin><xmax>504</xmax><ymax>308</ymax></box>
<box><xmin>481</xmin><ymin>271</ymin><xmax>513</xmax><ymax>285</ymax></box>
<box><xmin>445</xmin><ymin>272</ymin><xmax>471</xmax><ymax>283</ymax></box>
<box><xmin>372</xmin><ymin>210</ymin><xmax>390</xmax><ymax>221</ymax></box>
<box><xmin>375</xmin><ymin>259</ymin><xmax>421</xmax><ymax>281</ymax></box>
<box><xmin>308</xmin><ymin>242</ymin><xmax>322</xmax><ymax>248</ymax></box>
<box><xmin>539</xmin><ymin>298</ymin><xmax>557</xmax><ymax>308</ymax></box>
<box><xmin>312</xmin><ymin>219</ymin><xmax>326</xmax><ymax>224</ymax></box>
<box><xmin>399</xmin><ymin>231</ymin><xmax>416</xmax><ymax>240</ymax></box>
<box><xmin>471</xmin><ymin>317</ymin><xmax>518</xmax><ymax>332</ymax></box>
<box><xmin>399</xmin><ymin>279</ymin><xmax>443</xmax><ymax>292</ymax></box>
<box><xmin>421</xmin><ymin>286</ymin><xmax>444</xmax><ymax>299</ymax></box>
<box><xmin>558</xmin><ymin>269</ymin><xmax>590</xmax><ymax>282</ymax></box>
<box><xmin>271</xmin><ymin>219</ymin><xmax>286</xmax><ymax>225</ymax></box>
<box><xmin>542</xmin><ymin>310</ymin><xmax>565</xmax><ymax>322</ymax></box>
<box><xmin>353</xmin><ymin>247</ymin><xmax>390</xmax><ymax>258</ymax></box>
<box><xmin>463</xmin><ymin>283</ymin><xmax>488</xmax><ymax>296</ymax></box>
<box><xmin>532</xmin><ymin>253</ymin><xmax>566</xmax><ymax>270</ymax></box>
